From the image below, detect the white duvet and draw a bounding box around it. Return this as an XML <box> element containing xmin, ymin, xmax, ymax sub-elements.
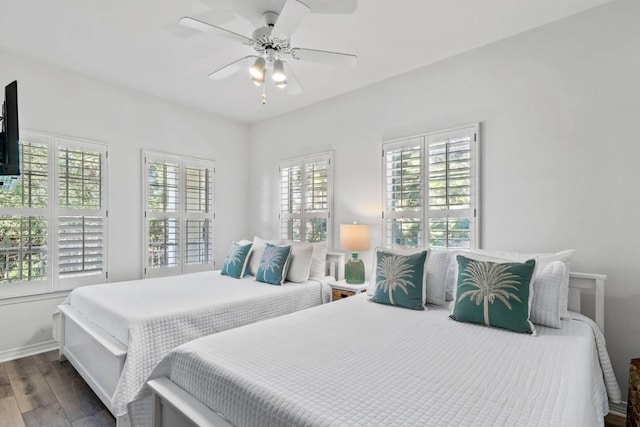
<box><xmin>53</xmin><ymin>271</ymin><xmax>331</xmax><ymax>416</ymax></box>
<box><xmin>130</xmin><ymin>294</ymin><xmax>620</xmax><ymax>427</ymax></box>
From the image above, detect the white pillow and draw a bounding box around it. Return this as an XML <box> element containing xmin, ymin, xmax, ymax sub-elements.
<box><xmin>529</xmin><ymin>261</ymin><xmax>565</xmax><ymax>328</ymax></box>
<box><xmin>536</xmin><ymin>250</ymin><xmax>574</xmax><ymax>319</ymax></box>
<box><xmin>424</xmin><ymin>249</ymin><xmax>454</xmax><ymax>306</ymax></box>
<box><xmin>247</xmin><ymin>236</ymin><xmax>281</xmax><ymax>276</ymax></box>
<box><xmin>284</xmin><ymin>241</ymin><xmax>313</xmax><ymax>283</ymax></box>
<box><xmin>368</xmin><ymin>247</ymin><xmax>430</xmax><ymax>306</ymax></box>
<box><xmin>309</xmin><ymin>241</ymin><xmax>328</xmax><ymax>277</ymax></box>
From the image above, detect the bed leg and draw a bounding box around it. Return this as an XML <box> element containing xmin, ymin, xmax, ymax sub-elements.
<box><xmin>152</xmin><ymin>394</ymin><xmax>163</xmax><ymax>427</ymax></box>
<box><xmin>116</xmin><ymin>413</ymin><xmax>131</xmax><ymax>427</ymax></box>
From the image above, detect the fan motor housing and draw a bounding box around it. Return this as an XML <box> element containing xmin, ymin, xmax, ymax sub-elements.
<box><xmin>251</xmin><ymin>26</ymin><xmax>290</xmax><ymax>54</ymax></box>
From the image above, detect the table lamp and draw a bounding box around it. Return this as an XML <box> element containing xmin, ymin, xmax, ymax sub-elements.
<box><xmin>340</xmin><ymin>223</ymin><xmax>371</xmax><ymax>284</ymax></box>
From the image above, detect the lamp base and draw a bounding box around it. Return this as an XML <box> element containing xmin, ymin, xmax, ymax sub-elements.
<box><xmin>345</xmin><ymin>253</ymin><xmax>365</xmax><ymax>284</ymax></box>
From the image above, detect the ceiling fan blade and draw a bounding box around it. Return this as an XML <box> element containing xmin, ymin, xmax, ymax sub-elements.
<box><xmin>166</xmin><ymin>9</ymin><xmax>236</xmax><ymax>38</ymax></box>
<box><xmin>283</xmin><ymin>62</ymin><xmax>302</xmax><ymax>95</ymax></box>
<box><xmin>208</xmin><ymin>56</ymin><xmax>257</xmax><ymax>80</ymax></box>
<box><xmin>179</xmin><ymin>17</ymin><xmax>252</xmax><ymax>44</ymax></box>
<box><xmin>290</xmin><ymin>48</ymin><xmax>357</xmax><ymax>67</ymax></box>
<box><xmin>304</xmin><ymin>0</ymin><xmax>357</xmax><ymax>14</ymax></box>
<box><xmin>272</xmin><ymin>0</ymin><xmax>311</xmax><ymax>39</ymax></box>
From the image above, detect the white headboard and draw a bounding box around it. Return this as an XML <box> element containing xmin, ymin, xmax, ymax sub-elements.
<box><xmin>568</xmin><ymin>272</ymin><xmax>606</xmax><ymax>332</ymax></box>
<box><xmin>326</xmin><ymin>252</ymin><xmax>346</xmax><ymax>281</ymax></box>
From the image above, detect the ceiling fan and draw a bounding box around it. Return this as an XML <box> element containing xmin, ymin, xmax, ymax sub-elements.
<box><xmin>179</xmin><ymin>0</ymin><xmax>358</xmax><ymax>104</ymax></box>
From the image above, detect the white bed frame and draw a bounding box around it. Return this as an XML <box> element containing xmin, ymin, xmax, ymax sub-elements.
<box><xmin>57</xmin><ymin>254</ymin><xmax>344</xmax><ymax>426</ymax></box>
<box><xmin>143</xmin><ymin>272</ymin><xmax>607</xmax><ymax>427</ymax></box>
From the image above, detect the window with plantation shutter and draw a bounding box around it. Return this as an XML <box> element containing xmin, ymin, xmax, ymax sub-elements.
<box><xmin>56</xmin><ymin>140</ymin><xmax>108</xmax><ymax>287</ymax></box>
<box><xmin>143</xmin><ymin>151</ymin><xmax>214</xmax><ymax>278</ymax></box>
<box><xmin>0</xmin><ymin>131</ymin><xmax>109</xmax><ymax>298</ymax></box>
<box><xmin>280</xmin><ymin>152</ymin><xmax>332</xmax><ymax>244</ymax></box>
<box><xmin>382</xmin><ymin>124</ymin><xmax>479</xmax><ymax>250</ymax></box>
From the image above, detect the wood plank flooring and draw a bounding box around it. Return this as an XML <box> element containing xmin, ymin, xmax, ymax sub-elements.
<box><xmin>0</xmin><ymin>350</ymin><xmax>629</xmax><ymax>426</ymax></box>
<box><xmin>0</xmin><ymin>350</ymin><xmax>114</xmax><ymax>427</ymax></box>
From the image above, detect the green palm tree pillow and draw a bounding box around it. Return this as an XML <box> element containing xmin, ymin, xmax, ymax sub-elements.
<box><xmin>450</xmin><ymin>255</ymin><xmax>537</xmax><ymax>334</ymax></box>
<box><xmin>371</xmin><ymin>250</ymin><xmax>427</xmax><ymax>310</ymax></box>
<box><xmin>256</xmin><ymin>243</ymin><xmax>292</xmax><ymax>285</ymax></box>
<box><xmin>221</xmin><ymin>241</ymin><xmax>253</xmax><ymax>278</ymax></box>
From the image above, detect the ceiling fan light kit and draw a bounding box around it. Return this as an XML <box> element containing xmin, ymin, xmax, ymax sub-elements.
<box><xmin>179</xmin><ymin>0</ymin><xmax>358</xmax><ymax>104</ymax></box>
<box><xmin>250</xmin><ymin>56</ymin><xmax>267</xmax><ymax>80</ymax></box>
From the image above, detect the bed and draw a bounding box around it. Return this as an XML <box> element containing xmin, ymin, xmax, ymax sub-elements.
<box><xmin>52</xmin><ymin>269</ymin><xmax>334</xmax><ymax>422</ymax></box>
<box><xmin>128</xmin><ymin>272</ymin><xmax>621</xmax><ymax>427</ymax></box>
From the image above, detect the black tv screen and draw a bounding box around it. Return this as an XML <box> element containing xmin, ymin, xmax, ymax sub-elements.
<box><xmin>0</xmin><ymin>80</ymin><xmax>20</xmax><ymax>177</ymax></box>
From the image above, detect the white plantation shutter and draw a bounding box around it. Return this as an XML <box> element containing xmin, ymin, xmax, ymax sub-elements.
<box><xmin>56</xmin><ymin>140</ymin><xmax>108</xmax><ymax>287</ymax></box>
<box><xmin>382</xmin><ymin>124</ymin><xmax>479</xmax><ymax>250</ymax></box>
<box><xmin>382</xmin><ymin>138</ymin><xmax>424</xmax><ymax>248</ymax></box>
<box><xmin>0</xmin><ymin>134</ymin><xmax>51</xmax><ymax>296</ymax></box>
<box><xmin>280</xmin><ymin>163</ymin><xmax>303</xmax><ymax>241</ymax></box>
<box><xmin>143</xmin><ymin>151</ymin><xmax>214</xmax><ymax>278</ymax></box>
<box><xmin>183</xmin><ymin>160</ymin><xmax>214</xmax><ymax>273</ymax></box>
<box><xmin>280</xmin><ymin>152</ymin><xmax>332</xmax><ymax>244</ymax></box>
<box><xmin>427</xmin><ymin>127</ymin><xmax>478</xmax><ymax>249</ymax></box>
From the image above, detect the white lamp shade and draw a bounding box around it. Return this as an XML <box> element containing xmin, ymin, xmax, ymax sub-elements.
<box><xmin>272</xmin><ymin>59</ymin><xmax>287</xmax><ymax>82</ymax></box>
<box><xmin>250</xmin><ymin>57</ymin><xmax>266</xmax><ymax>79</ymax></box>
<box><xmin>340</xmin><ymin>223</ymin><xmax>371</xmax><ymax>252</ymax></box>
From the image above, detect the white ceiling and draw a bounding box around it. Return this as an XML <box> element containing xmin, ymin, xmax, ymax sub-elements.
<box><xmin>0</xmin><ymin>0</ymin><xmax>612</xmax><ymax>124</ymax></box>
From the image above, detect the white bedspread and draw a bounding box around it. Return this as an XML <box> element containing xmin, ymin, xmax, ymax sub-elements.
<box><xmin>130</xmin><ymin>294</ymin><xmax>620</xmax><ymax>427</ymax></box>
<box><xmin>53</xmin><ymin>271</ymin><xmax>331</xmax><ymax>416</ymax></box>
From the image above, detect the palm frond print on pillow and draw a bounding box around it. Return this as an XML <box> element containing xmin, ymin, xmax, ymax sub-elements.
<box><xmin>376</xmin><ymin>254</ymin><xmax>417</xmax><ymax>305</ymax></box>
<box><xmin>225</xmin><ymin>244</ymin><xmax>246</xmax><ymax>268</ymax></box>
<box><xmin>260</xmin><ymin>245</ymin><xmax>287</xmax><ymax>275</ymax></box>
<box><xmin>457</xmin><ymin>261</ymin><xmax>521</xmax><ymax>326</ymax></box>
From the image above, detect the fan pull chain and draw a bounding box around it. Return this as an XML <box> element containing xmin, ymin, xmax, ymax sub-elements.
<box><xmin>262</xmin><ymin>81</ymin><xmax>267</xmax><ymax>105</ymax></box>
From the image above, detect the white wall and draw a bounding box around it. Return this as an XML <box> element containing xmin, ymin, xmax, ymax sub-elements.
<box><xmin>0</xmin><ymin>50</ymin><xmax>250</xmax><ymax>358</ymax></box>
<box><xmin>249</xmin><ymin>0</ymin><xmax>640</xmax><ymax>399</ymax></box>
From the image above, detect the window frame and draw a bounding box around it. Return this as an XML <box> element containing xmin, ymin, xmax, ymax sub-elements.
<box><xmin>141</xmin><ymin>150</ymin><xmax>215</xmax><ymax>279</ymax></box>
<box><xmin>0</xmin><ymin>131</ymin><xmax>109</xmax><ymax>299</ymax></box>
<box><xmin>381</xmin><ymin>123</ymin><xmax>480</xmax><ymax>250</ymax></box>
<box><xmin>279</xmin><ymin>151</ymin><xmax>334</xmax><ymax>246</ymax></box>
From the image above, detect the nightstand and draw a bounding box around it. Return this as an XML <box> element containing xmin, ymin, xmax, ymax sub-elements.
<box><xmin>330</xmin><ymin>280</ymin><xmax>368</xmax><ymax>301</ymax></box>
<box><xmin>629</xmin><ymin>358</ymin><xmax>640</xmax><ymax>425</ymax></box>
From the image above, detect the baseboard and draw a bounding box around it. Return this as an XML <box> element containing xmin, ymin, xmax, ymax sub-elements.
<box><xmin>0</xmin><ymin>340</ymin><xmax>59</xmax><ymax>363</ymax></box>
<box><xmin>610</xmin><ymin>401</ymin><xmax>627</xmax><ymax>417</ymax></box>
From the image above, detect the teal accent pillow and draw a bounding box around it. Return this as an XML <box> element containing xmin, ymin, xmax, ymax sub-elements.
<box><xmin>256</xmin><ymin>243</ymin><xmax>292</xmax><ymax>285</ymax></box>
<box><xmin>450</xmin><ymin>256</ymin><xmax>536</xmax><ymax>334</ymax></box>
<box><xmin>221</xmin><ymin>242</ymin><xmax>253</xmax><ymax>278</ymax></box>
<box><xmin>371</xmin><ymin>250</ymin><xmax>427</xmax><ymax>310</ymax></box>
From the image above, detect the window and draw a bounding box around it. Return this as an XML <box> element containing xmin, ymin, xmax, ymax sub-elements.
<box><xmin>142</xmin><ymin>151</ymin><xmax>214</xmax><ymax>278</ymax></box>
<box><xmin>0</xmin><ymin>131</ymin><xmax>108</xmax><ymax>298</ymax></box>
<box><xmin>382</xmin><ymin>124</ymin><xmax>479</xmax><ymax>250</ymax></box>
<box><xmin>279</xmin><ymin>152</ymin><xmax>333</xmax><ymax>244</ymax></box>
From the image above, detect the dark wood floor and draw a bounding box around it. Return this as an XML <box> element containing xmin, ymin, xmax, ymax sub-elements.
<box><xmin>0</xmin><ymin>350</ymin><xmax>114</xmax><ymax>427</ymax></box>
<box><xmin>0</xmin><ymin>349</ymin><xmax>629</xmax><ymax>426</ymax></box>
